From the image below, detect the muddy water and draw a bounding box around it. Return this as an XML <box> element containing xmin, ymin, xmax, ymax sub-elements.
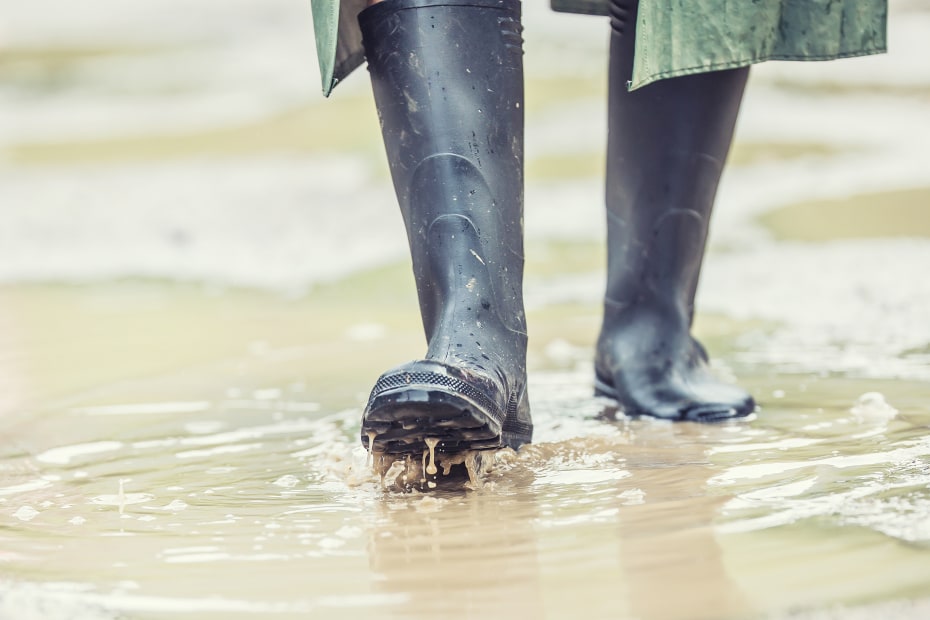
<box><xmin>1</xmin><ymin>282</ymin><xmax>929</xmax><ymax>620</ymax></box>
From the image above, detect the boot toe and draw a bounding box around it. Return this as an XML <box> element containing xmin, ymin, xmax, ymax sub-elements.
<box><xmin>362</xmin><ymin>360</ymin><xmax>527</xmax><ymax>454</ymax></box>
<box><xmin>679</xmin><ymin>392</ymin><xmax>755</xmax><ymax>422</ymax></box>
<box><xmin>596</xmin><ymin>364</ymin><xmax>755</xmax><ymax>422</ymax></box>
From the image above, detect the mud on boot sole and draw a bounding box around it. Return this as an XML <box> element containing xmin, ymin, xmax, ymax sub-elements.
<box><xmin>362</xmin><ymin>387</ymin><xmax>507</xmax><ymax>454</ymax></box>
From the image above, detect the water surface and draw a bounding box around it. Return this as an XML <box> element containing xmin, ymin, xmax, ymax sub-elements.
<box><xmin>2</xmin><ymin>283</ymin><xmax>929</xmax><ymax>619</ymax></box>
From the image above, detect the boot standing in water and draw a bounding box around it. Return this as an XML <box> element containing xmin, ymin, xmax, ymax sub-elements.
<box><xmin>593</xmin><ymin>0</ymin><xmax>755</xmax><ymax>421</ymax></box>
<box><xmin>308</xmin><ymin>0</ymin><xmax>886</xmax><ymax>453</ymax></box>
<box><xmin>357</xmin><ymin>0</ymin><xmax>532</xmax><ymax>456</ymax></box>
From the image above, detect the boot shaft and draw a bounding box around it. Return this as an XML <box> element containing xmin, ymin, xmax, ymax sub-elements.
<box><xmin>361</xmin><ymin>0</ymin><xmax>524</xmax><ymax>218</ymax></box>
<box><xmin>605</xmin><ymin>0</ymin><xmax>748</xmax><ymax>320</ymax></box>
<box><xmin>360</xmin><ymin>0</ymin><xmax>527</xmax><ymax>351</ymax></box>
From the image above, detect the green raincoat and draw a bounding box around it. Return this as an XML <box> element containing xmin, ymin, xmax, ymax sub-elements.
<box><xmin>310</xmin><ymin>0</ymin><xmax>887</xmax><ymax>96</ymax></box>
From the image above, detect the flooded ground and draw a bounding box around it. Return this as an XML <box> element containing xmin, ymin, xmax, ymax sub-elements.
<box><xmin>2</xmin><ymin>280</ymin><xmax>929</xmax><ymax>620</ymax></box>
<box><xmin>2</xmin><ymin>1</ymin><xmax>930</xmax><ymax>618</ymax></box>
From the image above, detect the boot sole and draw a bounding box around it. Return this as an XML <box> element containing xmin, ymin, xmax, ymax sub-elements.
<box><xmin>362</xmin><ymin>369</ymin><xmax>532</xmax><ymax>454</ymax></box>
<box><xmin>594</xmin><ymin>374</ymin><xmax>755</xmax><ymax>422</ymax></box>
<box><xmin>363</xmin><ymin>386</ymin><xmax>506</xmax><ymax>454</ymax></box>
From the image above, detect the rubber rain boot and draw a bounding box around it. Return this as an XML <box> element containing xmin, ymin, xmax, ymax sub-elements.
<box><xmin>358</xmin><ymin>0</ymin><xmax>532</xmax><ymax>454</ymax></box>
<box><xmin>594</xmin><ymin>0</ymin><xmax>755</xmax><ymax>421</ymax></box>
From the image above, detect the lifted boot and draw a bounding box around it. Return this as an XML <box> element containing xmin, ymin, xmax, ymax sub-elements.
<box><xmin>359</xmin><ymin>0</ymin><xmax>532</xmax><ymax>454</ymax></box>
<box><xmin>595</xmin><ymin>0</ymin><xmax>755</xmax><ymax>421</ymax></box>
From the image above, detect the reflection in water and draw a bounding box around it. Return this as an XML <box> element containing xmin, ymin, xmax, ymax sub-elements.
<box><xmin>600</xmin><ymin>408</ymin><xmax>749</xmax><ymax>620</ymax></box>
<box><xmin>367</xmin><ymin>482</ymin><xmax>545</xmax><ymax>619</ymax></box>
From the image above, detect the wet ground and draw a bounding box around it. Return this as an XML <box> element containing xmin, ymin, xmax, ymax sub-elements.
<box><xmin>1</xmin><ymin>282</ymin><xmax>929</xmax><ymax>619</ymax></box>
<box><xmin>2</xmin><ymin>1</ymin><xmax>930</xmax><ymax>618</ymax></box>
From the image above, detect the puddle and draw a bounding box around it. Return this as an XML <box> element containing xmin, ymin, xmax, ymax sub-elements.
<box><xmin>758</xmin><ymin>186</ymin><xmax>930</xmax><ymax>241</ymax></box>
<box><xmin>2</xmin><ymin>279</ymin><xmax>930</xmax><ymax>620</ymax></box>
<box><xmin>2</xmin><ymin>355</ymin><xmax>929</xmax><ymax>619</ymax></box>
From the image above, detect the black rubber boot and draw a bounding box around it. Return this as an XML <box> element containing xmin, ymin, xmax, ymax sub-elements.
<box><xmin>594</xmin><ymin>0</ymin><xmax>755</xmax><ymax>421</ymax></box>
<box><xmin>358</xmin><ymin>0</ymin><xmax>532</xmax><ymax>454</ymax></box>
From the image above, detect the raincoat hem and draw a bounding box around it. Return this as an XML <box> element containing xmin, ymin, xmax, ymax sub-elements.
<box><xmin>327</xmin><ymin>49</ymin><xmax>366</xmax><ymax>97</ymax></box>
<box><xmin>630</xmin><ymin>45</ymin><xmax>888</xmax><ymax>91</ymax></box>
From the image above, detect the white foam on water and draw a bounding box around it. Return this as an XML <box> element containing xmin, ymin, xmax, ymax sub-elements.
<box><xmin>36</xmin><ymin>441</ymin><xmax>124</xmax><ymax>466</ymax></box>
<box><xmin>174</xmin><ymin>443</ymin><xmax>262</xmax><ymax>460</ymax></box>
<box><xmin>13</xmin><ymin>505</ymin><xmax>39</xmax><ymax>521</ymax></box>
<box><xmin>0</xmin><ymin>479</ymin><xmax>53</xmax><ymax>497</ymax></box>
<box><xmin>70</xmin><ymin>401</ymin><xmax>211</xmax><ymax>416</ymax></box>
<box><xmin>850</xmin><ymin>392</ymin><xmax>899</xmax><ymax>423</ymax></box>
<box><xmin>699</xmin><ymin>240</ymin><xmax>930</xmax><ymax>380</ymax></box>
<box><xmin>711</xmin><ymin>437</ymin><xmax>930</xmax><ymax>485</ymax></box>
<box><xmin>90</xmin><ymin>493</ymin><xmax>154</xmax><ymax>508</ymax></box>
<box><xmin>531</xmin><ymin>468</ymin><xmax>630</xmax><ymax>487</ymax></box>
<box><xmin>271</xmin><ymin>474</ymin><xmax>300</xmax><ymax>489</ymax></box>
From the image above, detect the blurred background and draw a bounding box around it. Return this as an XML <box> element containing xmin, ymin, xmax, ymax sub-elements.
<box><xmin>1</xmin><ymin>0</ymin><xmax>928</xmax><ymax>406</ymax></box>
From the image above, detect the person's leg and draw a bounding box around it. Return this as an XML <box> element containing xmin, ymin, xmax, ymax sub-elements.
<box><xmin>595</xmin><ymin>0</ymin><xmax>755</xmax><ymax>421</ymax></box>
<box><xmin>358</xmin><ymin>0</ymin><xmax>531</xmax><ymax>454</ymax></box>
